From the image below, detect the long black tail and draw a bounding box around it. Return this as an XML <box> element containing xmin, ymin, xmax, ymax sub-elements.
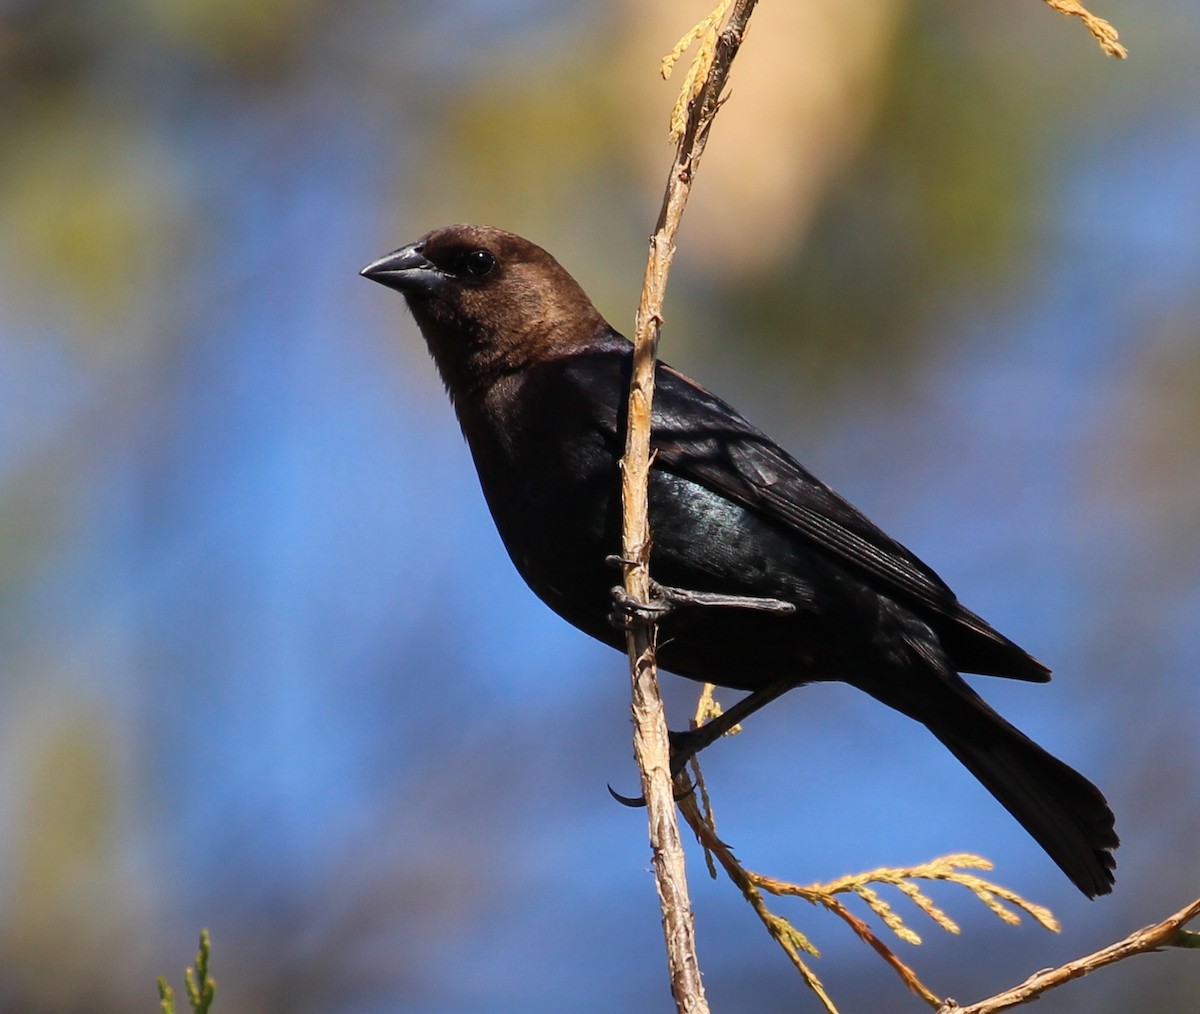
<box><xmin>870</xmin><ymin>648</ymin><xmax>1118</xmax><ymax>897</ymax></box>
<box><xmin>929</xmin><ymin>695</ymin><xmax>1118</xmax><ymax>898</ymax></box>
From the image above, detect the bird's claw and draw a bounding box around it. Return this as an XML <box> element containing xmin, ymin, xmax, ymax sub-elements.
<box><xmin>607</xmin><ymin>778</ymin><xmax>697</xmax><ymax>809</ymax></box>
<box><xmin>607</xmin><ymin>783</ymin><xmax>647</xmax><ymax>807</ymax></box>
<box><xmin>606</xmin><ymin>556</ymin><xmax>669</xmax><ymax>628</ymax></box>
<box><xmin>608</xmin><ymin>584</ymin><xmax>673</xmax><ymax>628</ymax></box>
<box><xmin>608</xmin><ymin>729</ymin><xmax>701</xmax><ymax>806</ymax></box>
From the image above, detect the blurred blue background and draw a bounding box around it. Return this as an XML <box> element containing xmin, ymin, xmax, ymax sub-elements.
<box><xmin>1</xmin><ymin>1</ymin><xmax>1198</xmax><ymax>1010</ymax></box>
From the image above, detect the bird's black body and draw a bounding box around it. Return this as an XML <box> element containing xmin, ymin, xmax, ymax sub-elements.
<box><xmin>361</xmin><ymin>224</ymin><xmax>1118</xmax><ymax>897</ymax></box>
<box><xmin>471</xmin><ymin>339</ymin><xmax>1047</xmax><ymax>690</ymax></box>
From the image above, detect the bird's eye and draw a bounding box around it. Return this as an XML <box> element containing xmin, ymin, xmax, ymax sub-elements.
<box><xmin>462</xmin><ymin>249</ymin><xmax>496</xmax><ymax>279</ymax></box>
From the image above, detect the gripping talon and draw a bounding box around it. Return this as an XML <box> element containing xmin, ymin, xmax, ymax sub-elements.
<box><xmin>607</xmin><ymin>783</ymin><xmax>646</xmax><ymax>808</ymax></box>
<box><xmin>607</xmin><ymin>777</ymin><xmax>696</xmax><ymax>808</ymax></box>
<box><xmin>672</xmin><ymin>778</ymin><xmax>697</xmax><ymax>803</ymax></box>
<box><xmin>609</xmin><ymin>585</ymin><xmax>672</xmax><ymax>628</ymax></box>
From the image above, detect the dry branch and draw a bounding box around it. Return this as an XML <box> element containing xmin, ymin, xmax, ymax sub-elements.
<box><xmin>937</xmin><ymin>897</ymin><xmax>1200</xmax><ymax>1013</ymax></box>
<box><xmin>1042</xmin><ymin>0</ymin><xmax>1128</xmax><ymax>58</ymax></box>
<box><xmin>618</xmin><ymin>2</ymin><xmax>760</xmax><ymax>1011</ymax></box>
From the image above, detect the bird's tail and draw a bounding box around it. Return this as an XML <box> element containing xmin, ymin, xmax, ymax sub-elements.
<box><xmin>870</xmin><ymin>639</ymin><xmax>1118</xmax><ymax>897</ymax></box>
<box><xmin>928</xmin><ymin>695</ymin><xmax>1118</xmax><ymax>898</ymax></box>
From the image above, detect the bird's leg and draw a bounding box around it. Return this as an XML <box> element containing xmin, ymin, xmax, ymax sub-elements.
<box><xmin>605</xmin><ymin>555</ymin><xmax>797</xmax><ymax>628</ymax></box>
<box><xmin>609</xmin><ymin>678</ymin><xmax>794</xmax><ymax>808</ymax></box>
<box><xmin>669</xmin><ymin>678</ymin><xmax>792</xmax><ymax>770</ymax></box>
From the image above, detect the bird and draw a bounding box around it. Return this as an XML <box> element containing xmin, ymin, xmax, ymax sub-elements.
<box><xmin>360</xmin><ymin>223</ymin><xmax>1118</xmax><ymax>898</ymax></box>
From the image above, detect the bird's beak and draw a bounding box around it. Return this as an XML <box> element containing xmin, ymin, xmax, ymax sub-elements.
<box><xmin>360</xmin><ymin>242</ymin><xmax>446</xmax><ymax>295</ymax></box>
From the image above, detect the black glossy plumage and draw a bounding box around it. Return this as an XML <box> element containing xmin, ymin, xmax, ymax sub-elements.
<box><xmin>361</xmin><ymin>224</ymin><xmax>1118</xmax><ymax>897</ymax></box>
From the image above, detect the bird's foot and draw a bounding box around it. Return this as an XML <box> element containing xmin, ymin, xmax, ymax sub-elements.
<box><xmin>609</xmin><ymin>582</ymin><xmax>798</xmax><ymax>626</ymax></box>
<box><xmin>605</xmin><ymin>556</ymin><xmax>797</xmax><ymax>629</ymax></box>
<box><xmin>608</xmin><ymin>584</ymin><xmax>673</xmax><ymax>626</ymax></box>
<box><xmin>606</xmin><ymin>729</ymin><xmax>705</xmax><ymax>808</ymax></box>
<box><xmin>607</xmin><ymin>780</ymin><xmax>696</xmax><ymax>808</ymax></box>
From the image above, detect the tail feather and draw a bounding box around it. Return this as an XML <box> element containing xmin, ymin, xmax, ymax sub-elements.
<box><xmin>871</xmin><ymin>626</ymin><xmax>1118</xmax><ymax>897</ymax></box>
<box><xmin>931</xmin><ymin>709</ymin><xmax>1118</xmax><ymax>898</ymax></box>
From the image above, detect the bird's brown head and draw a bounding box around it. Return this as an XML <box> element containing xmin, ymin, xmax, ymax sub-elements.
<box><xmin>361</xmin><ymin>225</ymin><xmax>610</xmax><ymax>399</ymax></box>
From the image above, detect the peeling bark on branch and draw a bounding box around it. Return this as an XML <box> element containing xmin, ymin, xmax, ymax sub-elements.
<box><xmin>618</xmin><ymin>3</ymin><xmax>760</xmax><ymax>1012</ymax></box>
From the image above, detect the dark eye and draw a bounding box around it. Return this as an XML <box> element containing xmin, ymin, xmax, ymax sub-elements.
<box><xmin>462</xmin><ymin>249</ymin><xmax>496</xmax><ymax>279</ymax></box>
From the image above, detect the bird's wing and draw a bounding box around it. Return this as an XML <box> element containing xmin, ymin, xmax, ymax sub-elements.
<box><xmin>649</xmin><ymin>365</ymin><xmax>957</xmax><ymax>611</ymax></box>
<box><xmin>648</xmin><ymin>364</ymin><xmax>1048</xmax><ymax>679</ymax></box>
<box><xmin>550</xmin><ymin>346</ymin><xmax>1046</xmax><ymax>680</ymax></box>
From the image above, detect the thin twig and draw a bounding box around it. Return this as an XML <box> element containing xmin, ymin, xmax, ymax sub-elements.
<box><xmin>937</xmin><ymin>897</ymin><xmax>1200</xmax><ymax>1014</ymax></box>
<box><xmin>619</xmin><ymin>2</ymin><xmax>760</xmax><ymax>1011</ymax></box>
<box><xmin>677</xmin><ymin>790</ymin><xmax>841</xmax><ymax>1012</ymax></box>
<box><xmin>1042</xmin><ymin>0</ymin><xmax>1128</xmax><ymax>58</ymax></box>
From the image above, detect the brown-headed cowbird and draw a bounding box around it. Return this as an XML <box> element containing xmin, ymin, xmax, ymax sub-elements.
<box><xmin>361</xmin><ymin>224</ymin><xmax>1117</xmax><ymax>897</ymax></box>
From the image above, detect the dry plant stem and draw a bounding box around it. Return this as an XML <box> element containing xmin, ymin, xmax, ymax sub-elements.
<box><xmin>678</xmin><ymin>790</ymin><xmax>941</xmax><ymax>1012</ymax></box>
<box><xmin>1042</xmin><ymin>0</ymin><xmax>1128</xmax><ymax>58</ymax></box>
<box><xmin>938</xmin><ymin>897</ymin><xmax>1200</xmax><ymax>1014</ymax></box>
<box><xmin>619</xmin><ymin>2</ymin><xmax>759</xmax><ymax>1011</ymax></box>
<box><xmin>817</xmin><ymin>895</ymin><xmax>942</xmax><ymax>1008</ymax></box>
<box><xmin>678</xmin><ymin>792</ymin><xmax>841</xmax><ymax>1012</ymax></box>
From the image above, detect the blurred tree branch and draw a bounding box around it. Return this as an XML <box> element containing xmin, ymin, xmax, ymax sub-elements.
<box><xmin>1043</xmin><ymin>0</ymin><xmax>1128</xmax><ymax>58</ymax></box>
<box><xmin>157</xmin><ymin>930</ymin><xmax>216</xmax><ymax>1014</ymax></box>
